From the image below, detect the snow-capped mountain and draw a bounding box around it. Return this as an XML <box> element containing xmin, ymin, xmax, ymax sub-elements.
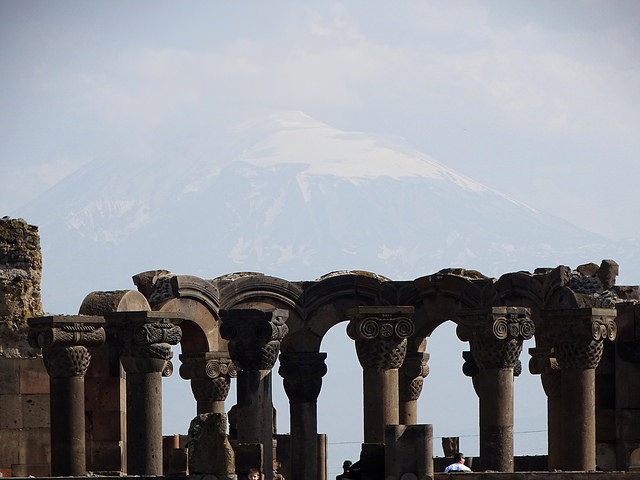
<box><xmin>13</xmin><ymin>110</ymin><xmax>626</xmax><ymax>315</ymax></box>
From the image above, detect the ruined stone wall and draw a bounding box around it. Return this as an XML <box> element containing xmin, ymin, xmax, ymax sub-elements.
<box><xmin>0</xmin><ymin>217</ymin><xmax>50</xmax><ymax>476</ymax></box>
<box><xmin>0</xmin><ymin>217</ymin><xmax>43</xmax><ymax>324</ymax></box>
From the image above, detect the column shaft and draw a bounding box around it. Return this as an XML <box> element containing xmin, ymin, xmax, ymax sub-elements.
<box><xmin>547</xmin><ymin>395</ymin><xmax>563</xmax><ymax>470</ymax></box>
<box><xmin>50</xmin><ymin>376</ymin><xmax>86</xmax><ymax>476</ymax></box>
<box><xmin>127</xmin><ymin>371</ymin><xmax>164</xmax><ymax>475</ymax></box>
<box><xmin>561</xmin><ymin>368</ymin><xmax>596</xmax><ymax>471</ymax></box>
<box><xmin>479</xmin><ymin>368</ymin><xmax>514</xmax><ymax>472</ymax></box>
<box><xmin>237</xmin><ymin>370</ymin><xmax>274</xmax><ymax>479</ymax></box>
<box><xmin>363</xmin><ymin>368</ymin><xmax>399</xmax><ymax>443</ymax></box>
<box><xmin>290</xmin><ymin>403</ymin><xmax>318</xmax><ymax>479</ymax></box>
<box><xmin>399</xmin><ymin>400</ymin><xmax>418</xmax><ymax>425</ymax></box>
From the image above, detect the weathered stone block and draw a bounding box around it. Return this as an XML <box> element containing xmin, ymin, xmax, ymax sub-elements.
<box><xmin>18</xmin><ymin>428</ymin><xmax>50</xmax><ymax>465</ymax></box>
<box><xmin>88</xmin><ymin>410</ymin><xmax>125</xmax><ymax>441</ymax></box>
<box><xmin>86</xmin><ymin>439</ymin><xmax>124</xmax><ymax>473</ymax></box>
<box><xmin>0</xmin><ymin>427</ymin><xmax>21</xmax><ymax>465</ymax></box>
<box><xmin>22</xmin><ymin>394</ymin><xmax>49</xmax><ymax>428</ymax></box>
<box><xmin>11</xmin><ymin>463</ymin><xmax>50</xmax><ymax>477</ymax></box>
<box><xmin>617</xmin><ymin>370</ymin><xmax>640</xmax><ymax>407</ymax></box>
<box><xmin>0</xmin><ymin>394</ymin><xmax>23</xmax><ymax>428</ymax></box>
<box><xmin>86</xmin><ymin>375</ymin><xmax>124</xmax><ymax>412</ymax></box>
<box><xmin>232</xmin><ymin>442</ymin><xmax>262</xmax><ymax>478</ymax></box>
<box><xmin>187</xmin><ymin>413</ymin><xmax>235</xmax><ymax>477</ymax></box>
<box><xmin>19</xmin><ymin>357</ymin><xmax>49</xmax><ymax>394</ymax></box>
<box><xmin>0</xmin><ymin>358</ymin><xmax>20</xmax><ymax>394</ymax></box>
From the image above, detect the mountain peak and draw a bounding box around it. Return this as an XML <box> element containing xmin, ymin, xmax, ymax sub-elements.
<box><xmin>234</xmin><ymin>110</ymin><xmax>487</xmax><ymax>192</ymax></box>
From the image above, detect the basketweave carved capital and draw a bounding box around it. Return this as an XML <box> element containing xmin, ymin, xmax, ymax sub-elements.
<box><xmin>545</xmin><ymin>307</ymin><xmax>617</xmax><ymax>370</ymax></box>
<box><xmin>43</xmin><ymin>345</ymin><xmax>92</xmax><ymax>377</ymax></box>
<box><xmin>457</xmin><ymin>307</ymin><xmax>533</xmax><ymax>369</ymax></box>
<box><xmin>190</xmin><ymin>376</ymin><xmax>232</xmax><ymax>403</ymax></box>
<box><xmin>399</xmin><ymin>351</ymin><xmax>430</xmax><ymax>402</ymax></box>
<box><xmin>27</xmin><ymin>315</ymin><xmax>106</xmax><ymax>378</ymax></box>
<box><xmin>219</xmin><ymin>308</ymin><xmax>289</xmax><ymax>371</ymax></box>
<box><xmin>347</xmin><ymin>306</ymin><xmax>415</xmax><ymax>370</ymax></box>
<box><xmin>279</xmin><ymin>352</ymin><xmax>328</xmax><ymax>403</ymax></box>
<box><xmin>105</xmin><ymin>311</ymin><xmax>183</xmax><ymax>373</ymax></box>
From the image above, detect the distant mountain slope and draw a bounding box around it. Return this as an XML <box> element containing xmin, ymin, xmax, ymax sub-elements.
<box><xmin>13</xmin><ymin>110</ymin><xmax>625</xmax><ymax>314</ymax></box>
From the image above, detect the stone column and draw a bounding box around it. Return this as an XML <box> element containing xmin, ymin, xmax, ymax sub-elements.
<box><xmin>220</xmin><ymin>308</ymin><xmax>289</xmax><ymax>480</ymax></box>
<box><xmin>27</xmin><ymin>315</ymin><xmax>105</xmax><ymax>476</ymax></box>
<box><xmin>547</xmin><ymin>307</ymin><xmax>617</xmax><ymax>471</ymax></box>
<box><xmin>279</xmin><ymin>351</ymin><xmax>327</xmax><ymax>480</ymax></box>
<box><xmin>529</xmin><ymin>346</ymin><xmax>562</xmax><ymax>470</ymax></box>
<box><xmin>399</xmin><ymin>351</ymin><xmax>429</xmax><ymax>425</ymax></box>
<box><xmin>106</xmin><ymin>311</ymin><xmax>182</xmax><ymax>475</ymax></box>
<box><xmin>347</xmin><ymin>306</ymin><xmax>415</xmax><ymax>444</ymax></box>
<box><xmin>180</xmin><ymin>351</ymin><xmax>237</xmax><ymax>414</ymax></box>
<box><xmin>457</xmin><ymin>306</ymin><xmax>534</xmax><ymax>472</ymax></box>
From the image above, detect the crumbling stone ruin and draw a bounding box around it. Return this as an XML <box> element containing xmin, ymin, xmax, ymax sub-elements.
<box><xmin>0</xmin><ymin>217</ymin><xmax>43</xmax><ymax>353</ymax></box>
<box><xmin>2</xmin><ymin>217</ymin><xmax>640</xmax><ymax>480</ymax></box>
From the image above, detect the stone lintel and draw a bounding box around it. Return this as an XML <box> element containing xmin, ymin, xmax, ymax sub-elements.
<box><xmin>347</xmin><ymin>305</ymin><xmax>414</xmax><ymax>317</ymax></box>
<box><xmin>544</xmin><ymin>307</ymin><xmax>617</xmax><ymax>320</ymax></box>
<box><xmin>458</xmin><ymin>306</ymin><xmax>530</xmax><ymax>317</ymax></box>
<box><xmin>27</xmin><ymin>314</ymin><xmax>104</xmax><ymax>327</ymax></box>
<box><xmin>104</xmin><ymin>310</ymin><xmax>184</xmax><ymax>324</ymax></box>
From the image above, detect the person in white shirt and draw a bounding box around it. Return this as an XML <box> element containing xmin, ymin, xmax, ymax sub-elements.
<box><xmin>444</xmin><ymin>452</ymin><xmax>472</xmax><ymax>472</ymax></box>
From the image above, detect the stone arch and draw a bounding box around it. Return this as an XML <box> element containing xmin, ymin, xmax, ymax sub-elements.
<box><xmin>413</xmin><ymin>271</ymin><xmax>493</xmax><ymax>338</ymax></box>
<box><xmin>133</xmin><ymin>271</ymin><xmax>221</xmax><ymax>354</ymax></box>
<box><xmin>298</xmin><ymin>271</ymin><xmax>395</xmax><ymax>351</ymax></box>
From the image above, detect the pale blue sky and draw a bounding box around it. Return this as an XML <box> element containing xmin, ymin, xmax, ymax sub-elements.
<box><xmin>2</xmin><ymin>0</ymin><xmax>639</xmax><ymax>239</ymax></box>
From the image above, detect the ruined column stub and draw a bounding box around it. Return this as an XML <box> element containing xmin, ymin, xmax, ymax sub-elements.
<box><xmin>219</xmin><ymin>308</ymin><xmax>289</xmax><ymax>371</ymax></box>
<box><xmin>180</xmin><ymin>351</ymin><xmax>237</xmax><ymax>412</ymax></box>
<box><xmin>279</xmin><ymin>351</ymin><xmax>328</xmax><ymax>403</ymax></box>
<box><xmin>105</xmin><ymin>311</ymin><xmax>183</xmax><ymax>373</ymax></box>
<box><xmin>346</xmin><ymin>306</ymin><xmax>415</xmax><ymax>369</ymax></box>
<box><xmin>547</xmin><ymin>307</ymin><xmax>617</xmax><ymax>369</ymax></box>
<box><xmin>457</xmin><ymin>306</ymin><xmax>534</xmax><ymax>369</ymax></box>
<box><xmin>28</xmin><ymin>315</ymin><xmax>106</xmax><ymax>376</ymax></box>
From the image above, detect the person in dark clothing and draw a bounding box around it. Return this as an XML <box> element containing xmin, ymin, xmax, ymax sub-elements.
<box><xmin>336</xmin><ymin>460</ymin><xmax>352</xmax><ymax>479</ymax></box>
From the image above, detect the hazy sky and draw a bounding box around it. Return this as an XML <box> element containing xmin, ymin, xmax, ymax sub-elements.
<box><xmin>2</xmin><ymin>1</ymin><xmax>639</xmax><ymax>473</ymax></box>
<box><xmin>2</xmin><ymin>0</ymin><xmax>639</xmax><ymax>239</ymax></box>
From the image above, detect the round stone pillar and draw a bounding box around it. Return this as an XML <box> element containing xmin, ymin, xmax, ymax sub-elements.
<box><xmin>547</xmin><ymin>307</ymin><xmax>617</xmax><ymax>471</ymax></box>
<box><xmin>347</xmin><ymin>306</ymin><xmax>415</xmax><ymax>444</ymax></box>
<box><xmin>28</xmin><ymin>315</ymin><xmax>105</xmax><ymax>476</ymax></box>
<box><xmin>106</xmin><ymin>311</ymin><xmax>183</xmax><ymax>475</ymax></box>
<box><xmin>220</xmin><ymin>308</ymin><xmax>289</xmax><ymax>480</ymax></box>
<box><xmin>457</xmin><ymin>306</ymin><xmax>534</xmax><ymax>472</ymax></box>
<box><xmin>529</xmin><ymin>347</ymin><xmax>562</xmax><ymax>470</ymax></box>
<box><xmin>279</xmin><ymin>351</ymin><xmax>327</xmax><ymax>480</ymax></box>
<box><xmin>399</xmin><ymin>351</ymin><xmax>429</xmax><ymax>425</ymax></box>
<box><xmin>180</xmin><ymin>352</ymin><xmax>237</xmax><ymax>414</ymax></box>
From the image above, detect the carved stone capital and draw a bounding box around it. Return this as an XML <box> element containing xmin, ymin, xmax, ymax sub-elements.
<box><xmin>457</xmin><ymin>307</ymin><xmax>534</xmax><ymax>369</ymax></box>
<box><xmin>528</xmin><ymin>347</ymin><xmax>561</xmax><ymax>397</ymax></box>
<box><xmin>546</xmin><ymin>307</ymin><xmax>617</xmax><ymax>370</ymax></box>
<box><xmin>399</xmin><ymin>351</ymin><xmax>429</xmax><ymax>402</ymax></box>
<box><xmin>279</xmin><ymin>352</ymin><xmax>328</xmax><ymax>403</ymax></box>
<box><xmin>347</xmin><ymin>306</ymin><xmax>415</xmax><ymax>370</ymax></box>
<box><xmin>180</xmin><ymin>352</ymin><xmax>238</xmax><ymax>403</ymax></box>
<box><xmin>219</xmin><ymin>308</ymin><xmax>289</xmax><ymax>371</ymax></box>
<box><xmin>27</xmin><ymin>315</ymin><xmax>106</xmax><ymax>377</ymax></box>
<box><xmin>106</xmin><ymin>311</ymin><xmax>183</xmax><ymax>373</ymax></box>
